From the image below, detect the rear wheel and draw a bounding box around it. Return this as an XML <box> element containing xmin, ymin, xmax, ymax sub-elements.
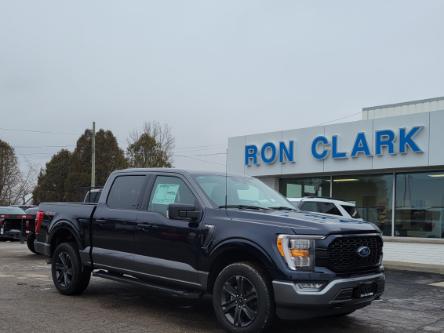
<box><xmin>51</xmin><ymin>242</ymin><xmax>91</xmax><ymax>295</ymax></box>
<box><xmin>212</xmin><ymin>262</ymin><xmax>274</xmax><ymax>333</ymax></box>
<box><xmin>26</xmin><ymin>234</ymin><xmax>37</xmax><ymax>254</ymax></box>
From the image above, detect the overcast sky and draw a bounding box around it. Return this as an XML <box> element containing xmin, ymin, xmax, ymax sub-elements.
<box><xmin>1</xmin><ymin>0</ymin><xmax>443</xmax><ymax>173</ymax></box>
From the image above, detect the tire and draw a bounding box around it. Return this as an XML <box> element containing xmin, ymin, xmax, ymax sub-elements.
<box><xmin>51</xmin><ymin>242</ymin><xmax>91</xmax><ymax>295</ymax></box>
<box><xmin>212</xmin><ymin>262</ymin><xmax>274</xmax><ymax>333</ymax></box>
<box><xmin>26</xmin><ymin>234</ymin><xmax>37</xmax><ymax>254</ymax></box>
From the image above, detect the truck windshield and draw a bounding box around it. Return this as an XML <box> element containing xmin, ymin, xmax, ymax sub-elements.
<box><xmin>194</xmin><ymin>175</ymin><xmax>295</xmax><ymax>210</ymax></box>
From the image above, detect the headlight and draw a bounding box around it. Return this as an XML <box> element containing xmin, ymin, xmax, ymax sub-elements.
<box><xmin>276</xmin><ymin>235</ymin><xmax>323</xmax><ymax>271</ymax></box>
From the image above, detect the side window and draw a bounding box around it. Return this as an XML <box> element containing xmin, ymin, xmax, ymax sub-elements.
<box><xmin>318</xmin><ymin>202</ymin><xmax>341</xmax><ymax>216</ymax></box>
<box><xmin>148</xmin><ymin>176</ymin><xmax>197</xmax><ymax>217</ymax></box>
<box><xmin>300</xmin><ymin>201</ymin><xmax>319</xmax><ymax>212</ymax></box>
<box><xmin>107</xmin><ymin>176</ymin><xmax>146</xmax><ymax>210</ymax></box>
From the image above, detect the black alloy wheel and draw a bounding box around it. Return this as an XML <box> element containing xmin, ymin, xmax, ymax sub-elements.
<box><xmin>54</xmin><ymin>250</ymin><xmax>74</xmax><ymax>289</ymax></box>
<box><xmin>51</xmin><ymin>242</ymin><xmax>91</xmax><ymax>295</ymax></box>
<box><xmin>221</xmin><ymin>275</ymin><xmax>258</xmax><ymax>328</ymax></box>
<box><xmin>213</xmin><ymin>262</ymin><xmax>274</xmax><ymax>333</ymax></box>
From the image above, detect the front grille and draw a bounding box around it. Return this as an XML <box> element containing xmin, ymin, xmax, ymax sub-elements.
<box><xmin>316</xmin><ymin>235</ymin><xmax>383</xmax><ymax>273</ymax></box>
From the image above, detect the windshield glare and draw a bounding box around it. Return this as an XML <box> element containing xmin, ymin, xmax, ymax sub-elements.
<box><xmin>194</xmin><ymin>175</ymin><xmax>294</xmax><ymax>210</ymax></box>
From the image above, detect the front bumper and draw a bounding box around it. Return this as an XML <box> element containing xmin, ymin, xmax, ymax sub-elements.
<box><xmin>273</xmin><ymin>272</ymin><xmax>385</xmax><ymax>320</ymax></box>
<box><xmin>0</xmin><ymin>229</ymin><xmax>23</xmax><ymax>240</ymax></box>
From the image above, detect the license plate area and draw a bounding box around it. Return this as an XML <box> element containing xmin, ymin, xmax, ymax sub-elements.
<box><xmin>353</xmin><ymin>282</ymin><xmax>377</xmax><ymax>298</ymax></box>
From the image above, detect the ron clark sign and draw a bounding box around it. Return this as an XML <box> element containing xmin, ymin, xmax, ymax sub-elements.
<box><xmin>244</xmin><ymin>126</ymin><xmax>424</xmax><ymax>167</ymax></box>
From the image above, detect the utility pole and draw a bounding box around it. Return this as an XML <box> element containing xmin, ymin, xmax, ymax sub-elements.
<box><xmin>91</xmin><ymin>121</ymin><xmax>96</xmax><ymax>188</ymax></box>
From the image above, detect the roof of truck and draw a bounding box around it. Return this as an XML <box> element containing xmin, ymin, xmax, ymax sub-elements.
<box><xmin>117</xmin><ymin>168</ymin><xmax>233</xmax><ymax>177</ymax></box>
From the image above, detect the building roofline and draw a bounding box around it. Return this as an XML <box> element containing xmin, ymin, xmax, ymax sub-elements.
<box><xmin>362</xmin><ymin>96</ymin><xmax>444</xmax><ymax>112</ymax></box>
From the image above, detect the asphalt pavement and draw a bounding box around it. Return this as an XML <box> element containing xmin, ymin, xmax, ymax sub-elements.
<box><xmin>0</xmin><ymin>241</ymin><xmax>443</xmax><ymax>333</ymax></box>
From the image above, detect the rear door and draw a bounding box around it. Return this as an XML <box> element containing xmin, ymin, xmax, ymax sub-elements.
<box><xmin>91</xmin><ymin>174</ymin><xmax>149</xmax><ymax>271</ymax></box>
<box><xmin>133</xmin><ymin>173</ymin><xmax>207</xmax><ymax>288</ymax></box>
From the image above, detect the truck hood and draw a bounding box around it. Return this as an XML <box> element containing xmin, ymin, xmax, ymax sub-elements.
<box><xmin>226</xmin><ymin>209</ymin><xmax>380</xmax><ymax>235</ymax></box>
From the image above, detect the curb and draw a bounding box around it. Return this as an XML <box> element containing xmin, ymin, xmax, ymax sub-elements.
<box><xmin>384</xmin><ymin>261</ymin><xmax>444</xmax><ymax>275</ymax></box>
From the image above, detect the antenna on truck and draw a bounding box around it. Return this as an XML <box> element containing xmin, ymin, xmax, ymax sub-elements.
<box><xmin>225</xmin><ymin>148</ymin><xmax>228</xmax><ymax>209</ymax></box>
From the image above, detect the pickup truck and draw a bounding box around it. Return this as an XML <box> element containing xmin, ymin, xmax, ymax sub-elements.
<box><xmin>35</xmin><ymin>168</ymin><xmax>384</xmax><ymax>333</ymax></box>
<box><xmin>0</xmin><ymin>206</ymin><xmax>36</xmax><ymax>247</ymax></box>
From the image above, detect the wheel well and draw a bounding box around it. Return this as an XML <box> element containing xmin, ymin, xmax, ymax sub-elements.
<box><xmin>50</xmin><ymin>228</ymin><xmax>77</xmax><ymax>255</ymax></box>
<box><xmin>207</xmin><ymin>247</ymin><xmax>273</xmax><ymax>293</ymax></box>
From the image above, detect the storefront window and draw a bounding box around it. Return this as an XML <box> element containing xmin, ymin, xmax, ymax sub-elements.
<box><xmin>332</xmin><ymin>175</ymin><xmax>393</xmax><ymax>236</ymax></box>
<box><xmin>280</xmin><ymin>177</ymin><xmax>330</xmax><ymax>198</ymax></box>
<box><xmin>395</xmin><ymin>172</ymin><xmax>444</xmax><ymax>239</ymax></box>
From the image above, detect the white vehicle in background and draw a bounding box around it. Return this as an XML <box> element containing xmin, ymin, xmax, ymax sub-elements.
<box><xmin>288</xmin><ymin>196</ymin><xmax>362</xmax><ymax>220</ymax></box>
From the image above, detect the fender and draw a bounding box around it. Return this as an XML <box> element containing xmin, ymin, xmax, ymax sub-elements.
<box><xmin>208</xmin><ymin>237</ymin><xmax>278</xmax><ymax>277</ymax></box>
<box><xmin>48</xmin><ymin>219</ymin><xmax>83</xmax><ymax>253</ymax></box>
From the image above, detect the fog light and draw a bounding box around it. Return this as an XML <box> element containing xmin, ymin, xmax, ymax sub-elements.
<box><xmin>296</xmin><ymin>282</ymin><xmax>326</xmax><ymax>292</ymax></box>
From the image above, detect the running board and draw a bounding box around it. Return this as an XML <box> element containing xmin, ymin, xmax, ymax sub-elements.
<box><xmin>93</xmin><ymin>270</ymin><xmax>203</xmax><ymax>299</ymax></box>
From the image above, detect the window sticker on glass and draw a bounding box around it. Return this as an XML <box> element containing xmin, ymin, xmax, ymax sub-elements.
<box><xmin>152</xmin><ymin>184</ymin><xmax>180</xmax><ymax>205</ymax></box>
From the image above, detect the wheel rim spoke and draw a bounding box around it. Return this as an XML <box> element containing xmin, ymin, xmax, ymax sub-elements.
<box><xmin>236</xmin><ymin>276</ymin><xmax>245</xmax><ymax>295</ymax></box>
<box><xmin>242</xmin><ymin>305</ymin><xmax>256</xmax><ymax>321</ymax></box>
<box><xmin>245</xmin><ymin>291</ymin><xmax>258</xmax><ymax>303</ymax></box>
<box><xmin>233</xmin><ymin>306</ymin><xmax>241</xmax><ymax>327</ymax></box>
<box><xmin>223</xmin><ymin>284</ymin><xmax>237</xmax><ymax>298</ymax></box>
<box><xmin>59</xmin><ymin>253</ymin><xmax>67</xmax><ymax>266</ymax></box>
<box><xmin>55</xmin><ymin>250</ymin><xmax>72</xmax><ymax>288</ymax></box>
<box><xmin>222</xmin><ymin>299</ymin><xmax>237</xmax><ymax>313</ymax></box>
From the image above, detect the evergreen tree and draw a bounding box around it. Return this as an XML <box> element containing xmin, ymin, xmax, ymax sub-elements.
<box><xmin>64</xmin><ymin>129</ymin><xmax>127</xmax><ymax>201</ymax></box>
<box><xmin>32</xmin><ymin>149</ymin><xmax>72</xmax><ymax>204</ymax></box>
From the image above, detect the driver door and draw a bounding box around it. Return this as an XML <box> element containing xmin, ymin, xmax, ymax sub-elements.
<box><xmin>133</xmin><ymin>174</ymin><xmax>206</xmax><ymax>288</ymax></box>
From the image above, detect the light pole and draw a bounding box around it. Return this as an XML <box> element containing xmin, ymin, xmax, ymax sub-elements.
<box><xmin>91</xmin><ymin>121</ymin><xmax>96</xmax><ymax>188</ymax></box>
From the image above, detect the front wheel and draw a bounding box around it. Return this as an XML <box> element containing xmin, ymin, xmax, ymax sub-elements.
<box><xmin>51</xmin><ymin>242</ymin><xmax>91</xmax><ymax>295</ymax></box>
<box><xmin>212</xmin><ymin>262</ymin><xmax>274</xmax><ymax>333</ymax></box>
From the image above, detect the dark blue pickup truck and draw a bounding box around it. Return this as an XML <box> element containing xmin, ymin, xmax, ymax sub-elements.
<box><xmin>35</xmin><ymin>168</ymin><xmax>384</xmax><ymax>333</ymax></box>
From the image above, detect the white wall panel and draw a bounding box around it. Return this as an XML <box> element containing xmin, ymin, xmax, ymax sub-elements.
<box><xmin>372</xmin><ymin>113</ymin><xmax>429</xmax><ymax>170</ymax></box>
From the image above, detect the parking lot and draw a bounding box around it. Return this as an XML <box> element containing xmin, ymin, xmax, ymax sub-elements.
<box><xmin>0</xmin><ymin>242</ymin><xmax>443</xmax><ymax>333</ymax></box>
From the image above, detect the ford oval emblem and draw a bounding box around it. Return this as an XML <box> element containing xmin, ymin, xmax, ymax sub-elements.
<box><xmin>357</xmin><ymin>246</ymin><xmax>371</xmax><ymax>258</ymax></box>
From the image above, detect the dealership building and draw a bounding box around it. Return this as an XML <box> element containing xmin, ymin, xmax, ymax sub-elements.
<box><xmin>227</xmin><ymin>97</ymin><xmax>444</xmax><ymax>252</ymax></box>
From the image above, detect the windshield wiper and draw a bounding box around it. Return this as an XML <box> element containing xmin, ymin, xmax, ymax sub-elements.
<box><xmin>218</xmin><ymin>205</ymin><xmax>270</xmax><ymax>211</ymax></box>
<box><xmin>268</xmin><ymin>206</ymin><xmax>297</xmax><ymax>211</ymax></box>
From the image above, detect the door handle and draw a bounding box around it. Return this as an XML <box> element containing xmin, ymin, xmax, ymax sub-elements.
<box><xmin>136</xmin><ymin>223</ymin><xmax>151</xmax><ymax>231</ymax></box>
<box><xmin>95</xmin><ymin>219</ymin><xmax>107</xmax><ymax>225</ymax></box>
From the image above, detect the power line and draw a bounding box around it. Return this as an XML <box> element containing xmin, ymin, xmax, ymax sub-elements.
<box><xmin>314</xmin><ymin>111</ymin><xmax>361</xmax><ymax>127</ymax></box>
<box><xmin>13</xmin><ymin>145</ymin><xmax>74</xmax><ymax>149</ymax></box>
<box><xmin>191</xmin><ymin>152</ymin><xmax>227</xmax><ymax>156</ymax></box>
<box><xmin>175</xmin><ymin>144</ymin><xmax>226</xmax><ymax>150</ymax></box>
<box><xmin>174</xmin><ymin>154</ymin><xmax>226</xmax><ymax>166</ymax></box>
<box><xmin>16</xmin><ymin>152</ymin><xmax>56</xmax><ymax>156</ymax></box>
<box><xmin>0</xmin><ymin>127</ymin><xmax>78</xmax><ymax>136</ymax></box>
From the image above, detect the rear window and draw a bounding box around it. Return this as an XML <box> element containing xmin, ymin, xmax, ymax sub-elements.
<box><xmin>300</xmin><ymin>201</ymin><xmax>342</xmax><ymax>216</ymax></box>
<box><xmin>300</xmin><ymin>201</ymin><xmax>319</xmax><ymax>212</ymax></box>
<box><xmin>0</xmin><ymin>207</ymin><xmax>26</xmax><ymax>215</ymax></box>
<box><xmin>342</xmin><ymin>205</ymin><xmax>361</xmax><ymax>218</ymax></box>
<box><xmin>25</xmin><ymin>207</ymin><xmax>38</xmax><ymax>215</ymax></box>
<box><xmin>107</xmin><ymin>176</ymin><xmax>146</xmax><ymax>210</ymax></box>
<box><xmin>318</xmin><ymin>202</ymin><xmax>341</xmax><ymax>216</ymax></box>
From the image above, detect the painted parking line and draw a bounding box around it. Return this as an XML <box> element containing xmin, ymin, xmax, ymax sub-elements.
<box><xmin>428</xmin><ymin>281</ymin><xmax>444</xmax><ymax>288</ymax></box>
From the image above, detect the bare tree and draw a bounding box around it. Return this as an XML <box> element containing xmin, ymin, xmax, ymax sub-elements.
<box><xmin>127</xmin><ymin>121</ymin><xmax>175</xmax><ymax>168</ymax></box>
<box><xmin>12</xmin><ymin>164</ymin><xmax>38</xmax><ymax>205</ymax></box>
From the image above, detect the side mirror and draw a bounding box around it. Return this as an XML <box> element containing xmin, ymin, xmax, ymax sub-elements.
<box><xmin>168</xmin><ymin>204</ymin><xmax>202</xmax><ymax>222</ymax></box>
